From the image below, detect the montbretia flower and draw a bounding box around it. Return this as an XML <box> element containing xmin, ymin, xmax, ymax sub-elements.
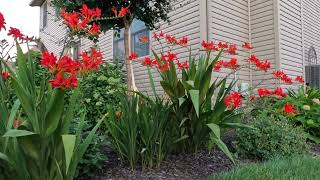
<box><xmin>255</xmin><ymin>60</ymin><xmax>271</xmax><ymax>72</ymax></box>
<box><xmin>41</xmin><ymin>51</ymin><xmax>58</xmax><ymax>72</ymax></box>
<box><xmin>273</xmin><ymin>87</ymin><xmax>286</xmax><ymax>98</ymax></box>
<box><xmin>283</xmin><ymin>103</ymin><xmax>298</xmax><ymax>115</ymax></box>
<box><xmin>80</xmin><ymin>4</ymin><xmax>101</xmax><ymax>20</ymax></box>
<box><xmin>166</xmin><ymin>34</ymin><xmax>177</xmax><ymax>44</ymax></box>
<box><xmin>88</xmin><ymin>23</ymin><xmax>101</xmax><ymax>37</ymax></box>
<box><xmin>157</xmin><ymin>62</ymin><xmax>169</xmax><ymax>71</ymax></box>
<box><xmin>242</xmin><ymin>42</ymin><xmax>253</xmax><ymax>50</ymax></box>
<box><xmin>223</xmin><ymin>58</ymin><xmax>239</xmax><ymax>70</ymax></box>
<box><xmin>218</xmin><ymin>42</ymin><xmax>228</xmax><ymax>49</ymax></box>
<box><xmin>81</xmin><ymin>48</ymin><xmax>103</xmax><ymax>71</ymax></box>
<box><xmin>177</xmin><ymin>60</ymin><xmax>189</xmax><ymax>70</ymax></box>
<box><xmin>141</xmin><ymin>57</ymin><xmax>153</xmax><ymax>66</ymax></box>
<box><xmin>224</xmin><ymin>92</ymin><xmax>242</xmax><ymax>109</ymax></box>
<box><xmin>227</xmin><ymin>44</ymin><xmax>237</xmax><ymax>55</ymax></box>
<box><xmin>0</xmin><ymin>12</ymin><xmax>6</xmax><ymax>31</ymax></box>
<box><xmin>178</xmin><ymin>37</ymin><xmax>188</xmax><ymax>46</ymax></box>
<box><xmin>258</xmin><ymin>88</ymin><xmax>271</xmax><ymax>97</ymax></box>
<box><xmin>7</xmin><ymin>27</ymin><xmax>25</xmax><ymax>40</ymax></box>
<box><xmin>201</xmin><ymin>40</ymin><xmax>218</xmax><ymax>51</ymax></box>
<box><xmin>49</xmin><ymin>73</ymin><xmax>78</xmax><ymax>89</ymax></box>
<box><xmin>128</xmin><ymin>52</ymin><xmax>138</xmax><ymax>60</ymax></box>
<box><xmin>213</xmin><ymin>60</ymin><xmax>224</xmax><ymax>71</ymax></box>
<box><xmin>295</xmin><ymin>76</ymin><xmax>304</xmax><ymax>83</ymax></box>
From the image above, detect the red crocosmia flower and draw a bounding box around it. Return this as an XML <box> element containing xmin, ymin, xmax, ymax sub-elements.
<box><xmin>218</xmin><ymin>42</ymin><xmax>228</xmax><ymax>49</ymax></box>
<box><xmin>49</xmin><ymin>73</ymin><xmax>65</xmax><ymax>88</ymax></box>
<box><xmin>141</xmin><ymin>57</ymin><xmax>153</xmax><ymax>66</ymax></box>
<box><xmin>81</xmin><ymin>48</ymin><xmax>103</xmax><ymax>71</ymax></box>
<box><xmin>224</xmin><ymin>58</ymin><xmax>239</xmax><ymax>69</ymax></box>
<box><xmin>224</xmin><ymin>92</ymin><xmax>242</xmax><ymax>109</ymax></box>
<box><xmin>258</xmin><ymin>88</ymin><xmax>271</xmax><ymax>97</ymax></box>
<box><xmin>282</xmin><ymin>74</ymin><xmax>293</xmax><ymax>84</ymax></box>
<box><xmin>227</xmin><ymin>44</ymin><xmax>237</xmax><ymax>55</ymax></box>
<box><xmin>128</xmin><ymin>52</ymin><xmax>139</xmax><ymax>60</ymax></box>
<box><xmin>273</xmin><ymin>70</ymin><xmax>285</xmax><ymax>79</ymax></box>
<box><xmin>157</xmin><ymin>62</ymin><xmax>169</xmax><ymax>71</ymax></box>
<box><xmin>61</xmin><ymin>10</ymin><xmax>81</xmax><ymax>30</ymax></box>
<box><xmin>63</xmin><ymin>74</ymin><xmax>78</xmax><ymax>89</ymax></box>
<box><xmin>49</xmin><ymin>73</ymin><xmax>78</xmax><ymax>89</ymax></box>
<box><xmin>159</xmin><ymin>31</ymin><xmax>164</xmax><ymax>37</ymax></box>
<box><xmin>201</xmin><ymin>40</ymin><xmax>218</xmax><ymax>51</ymax></box>
<box><xmin>139</xmin><ymin>36</ymin><xmax>149</xmax><ymax>43</ymax></box>
<box><xmin>178</xmin><ymin>37</ymin><xmax>188</xmax><ymax>46</ymax></box>
<box><xmin>0</xmin><ymin>12</ymin><xmax>6</xmax><ymax>31</ymax></box>
<box><xmin>166</xmin><ymin>34</ymin><xmax>177</xmax><ymax>44</ymax></box>
<box><xmin>88</xmin><ymin>23</ymin><xmax>101</xmax><ymax>37</ymax></box>
<box><xmin>57</xmin><ymin>55</ymin><xmax>81</xmax><ymax>73</ymax></box>
<box><xmin>7</xmin><ymin>27</ymin><xmax>24</xmax><ymax>40</ymax></box>
<box><xmin>153</xmin><ymin>32</ymin><xmax>160</xmax><ymax>40</ymax></box>
<box><xmin>213</xmin><ymin>60</ymin><xmax>224</xmax><ymax>71</ymax></box>
<box><xmin>1</xmin><ymin>71</ymin><xmax>10</xmax><ymax>80</ymax></box>
<box><xmin>177</xmin><ymin>60</ymin><xmax>189</xmax><ymax>70</ymax></box>
<box><xmin>242</xmin><ymin>42</ymin><xmax>253</xmax><ymax>50</ymax></box>
<box><xmin>111</xmin><ymin>6</ymin><xmax>118</xmax><ymax>16</ymax></box>
<box><xmin>118</xmin><ymin>7</ymin><xmax>130</xmax><ymax>17</ymax></box>
<box><xmin>41</xmin><ymin>51</ymin><xmax>58</xmax><ymax>71</ymax></box>
<box><xmin>295</xmin><ymin>76</ymin><xmax>304</xmax><ymax>83</ymax></box>
<box><xmin>13</xmin><ymin>119</ymin><xmax>22</xmax><ymax>129</ymax></box>
<box><xmin>167</xmin><ymin>52</ymin><xmax>177</xmax><ymax>61</ymax></box>
<box><xmin>273</xmin><ymin>87</ymin><xmax>287</xmax><ymax>98</ymax></box>
<box><xmin>256</xmin><ymin>60</ymin><xmax>271</xmax><ymax>72</ymax></box>
<box><xmin>249</xmin><ymin>55</ymin><xmax>259</xmax><ymax>64</ymax></box>
<box><xmin>283</xmin><ymin>103</ymin><xmax>298</xmax><ymax>115</ymax></box>
<box><xmin>80</xmin><ymin>4</ymin><xmax>101</xmax><ymax>20</ymax></box>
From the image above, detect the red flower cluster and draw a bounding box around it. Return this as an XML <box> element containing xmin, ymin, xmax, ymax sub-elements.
<box><xmin>272</xmin><ymin>71</ymin><xmax>303</xmax><ymax>84</ymax></box>
<box><xmin>242</xmin><ymin>42</ymin><xmax>253</xmax><ymax>50</ymax></box>
<box><xmin>177</xmin><ymin>60</ymin><xmax>189</xmax><ymax>70</ymax></box>
<box><xmin>214</xmin><ymin>58</ymin><xmax>239</xmax><ymax>71</ymax></box>
<box><xmin>128</xmin><ymin>52</ymin><xmax>139</xmax><ymax>60</ymax></box>
<box><xmin>258</xmin><ymin>88</ymin><xmax>271</xmax><ymax>97</ymax></box>
<box><xmin>153</xmin><ymin>31</ymin><xmax>164</xmax><ymax>40</ymax></box>
<box><xmin>112</xmin><ymin>6</ymin><xmax>130</xmax><ymax>17</ymax></box>
<box><xmin>178</xmin><ymin>37</ymin><xmax>188</xmax><ymax>46</ymax></box>
<box><xmin>0</xmin><ymin>12</ymin><xmax>6</xmax><ymax>32</ymax></box>
<box><xmin>1</xmin><ymin>71</ymin><xmax>10</xmax><ymax>80</ymax></box>
<box><xmin>61</xmin><ymin>4</ymin><xmax>101</xmax><ymax>37</ymax></box>
<box><xmin>283</xmin><ymin>103</ymin><xmax>298</xmax><ymax>115</ymax></box>
<box><xmin>166</xmin><ymin>34</ymin><xmax>177</xmax><ymax>44</ymax></box>
<box><xmin>256</xmin><ymin>87</ymin><xmax>287</xmax><ymax>98</ymax></box>
<box><xmin>201</xmin><ymin>41</ymin><xmax>219</xmax><ymax>51</ymax></box>
<box><xmin>7</xmin><ymin>27</ymin><xmax>25</xmax><ymax>41</ymax></box>
<box><xmin>273</xmin><ymin>87</ymin><xmax>287</xmax><ymax>98</ymax></box>
<box><xmin>248</xmin><ymin>55</ymin><xmax>271</xmax><ymax>72</ymax></box>
<box><xmin>141</xmin><ymin>57</ymin><xmax>153</xmax><ymax>66</ymax></box>
<box><xmin>224</xmin><ymin>92</ymin><xmax>242</xmax><ymax>109</ymax></box>
<box><xmin>41</xmin><ymin>48</ymin><xmax>102</xmax><ymax>89</ymax></box>
<box><xmin>227</xmin><ymin>44</ymin><xmax>237</xmax><ymax>55</ymax></box>
<box><xmin>295</xmin><ymin>76</ymin><xmax>304</xmax><ymax>83</ymax></box>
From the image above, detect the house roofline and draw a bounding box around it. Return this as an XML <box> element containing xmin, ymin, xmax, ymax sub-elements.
<box><xmin>29</xmin><ymin>0</ymin><xmax>45</xmax><ymax>7</ymax></box>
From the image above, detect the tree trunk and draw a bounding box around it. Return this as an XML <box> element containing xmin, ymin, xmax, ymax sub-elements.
<box><xmin>124</xmin><ymin>21</ymin><xmax>136</xmax><ymax>92</ymax></box>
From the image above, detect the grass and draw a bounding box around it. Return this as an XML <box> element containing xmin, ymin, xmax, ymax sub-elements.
<box><xmin>209</xmin><ymin>156</ymin><xmax>320</xmax><ymax>180</ymax></box>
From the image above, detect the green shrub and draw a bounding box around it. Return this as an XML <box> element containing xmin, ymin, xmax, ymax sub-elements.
<box><xmin>209</xmin><ymin>156</ymin><xmax>320</xmax><ymax>180</ymax></box>
<box><xmin>106</xmin><ymin>93</ymin><xmax>174</xmax><ymax>169</ymax></box>
<box><xmin>236</xmin><ymin>112</ymin><xmax>309</xmax><ymax>160</ymax></box>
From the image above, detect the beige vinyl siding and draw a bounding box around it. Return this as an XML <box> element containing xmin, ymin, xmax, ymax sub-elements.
<box><xmin>132</xmin><ymin>0</ymin><xmax>201</xmax><ymax>95</ymax></box>
<box><xmin>209</xmin><ymin>0</ymin><xmax>250</xmax><ymax>84</ymax></box>
<box><xmin>39</xmin><ymin>1</ymin><xmax>67</xmax><ymax>56</ymax></box>
<box><xmin>302</xmin><ymin>0</ymin><xmax>320</xmax><ymax>65</ymax></box>
<box><xmin>250</xmin><ymin>0</ymin><xmax>277</xmax><ymax>87</ymax></box>
<box><xmin>278</xmin><ymin>0</ymin><xmax>304</xmax><ymax>89</ymax></box>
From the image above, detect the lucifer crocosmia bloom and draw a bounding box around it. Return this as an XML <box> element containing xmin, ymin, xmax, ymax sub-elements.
<box><xmin>227</xmin><ymin>44</ymin><xmax>237</xmax><ymax>55</ymax></box>
<box><xmin>49</xmin><ymin>73</ymin><xmax>65</xmax><ymax>88</ymax></box>
<box><xmin>128</xmin><ymin>52</ymin><xmax>139</xmax><ymax>60</ymax></box>
<box><xmin>139</xmin><ymin>36</ymin><xmax>149</xmax><ymax>43</ymax></box>
<box><xmin>218</xmin><ymin>42</ymin><xmax>228</xmax><ymax>49</ymax></box>
<box><xmin>201</xmin><ymin>40</ymin><xmax>218</xmax><ymax>51</ymax></box>
<box><xmin>273</xmin><ymin>70</ymin><xmax>285</xmax><ymax>79</ymax></box>
<box><xmin>178</xmin><ymin>37</ymin><xmax>188</xmax><ymax>46</ymax></box>
<box><xmin>88</xmin><ymin>23</ymin><xmax>101</xmax><ymax>37</ymax></box>
<box><xmin>249</xmin><ymin>55</ymin><xmax>259</xmax><ymax>64</ymax></box>
<box><xmin>213</xmin><ymin>60</ymin><xmax>224</xmax><ymax>71</ymax></box>
<box><xmin>118</xmin><ymin>7</ymin><xmax>130</xmax><ymax>17</ymax></box>
<box><xmin>1</xmin><ymin>71</ymin><xmax>10</xmax><ymax>80</ymax></box>
<box><xmin>273</xmin><ymin>87</ymin><xmax>287</xmax><ymax>98</ymax></box>
<box><xmin>57</xmin><ymin>55</ymin><xmax>81</xmax><ymax>73</ymax></box>
<box><xmin>81</xmin><ymin>48</ymin><xmax>103</xmax><ymax>71</ymax></box>
<box><xmin>141</xmin><ymin>57</ymin><xmax>153</xmax><ymax>66</ymax></box>
<box><xmin>177</xmin><ymin>60</ymin><xmax>189</xmax><ymax>70</ymax></box>
<box><xmin>7</xmin><ymin>27</ymin><xmax>24</xmax><ymax>40</ymax></box>
<box><xmin>255</xmin><ymin>60</ymin><xmax>271</xmax><ymax>72</ymax></box>
<box><xmin>224</xmin><ymin>92</ymin><xmax>242</xmax><ymax>109</ymax></box>
<box><xmin>49</xmin><ymin>73</ymin><xmax>78</xmax><ymax>89</ymax></box>
<box><xmin>281</xmin><ymin>74</ymin><xmax>293</xmax><ymax>84</ymax></box>
<box><xmin>283</xmin><ymin>103</ymin><xmax>298</xmax><ymax>115</ymax></box>
<box><xmin>0</xmin><ymin>12</ymin><xmax>6</xmax><ymax>31</ymax></box>
<box><xmin>258</xmin><ymin>88</ymin><xmax>271</xmax><ymax>97</ymax></box>
<box><xmin>63</xmin><ymin>74</ymin><xmax>78</xmax><ymax>89</ymax></box>
<box><xmin>80</xmin><ymin>4</ymin><xmax>101</xmax><ymax>20</ymax></box>
<box><xmin>242</xmin><ymin>42</ymin><xmax>253</xmax><ymax>50</ymax></box>
<box><xmin>157</xmin><ymin>62</ymin><xmax>169</xmax><ymax>71</ymax></box>
<box><xmin>166</xmin><ymin>34</ymin><xmax>177</xmax><ymax>44</ymax></box>
<box><xmin>61</xmin><ymin>10</ymin><xmax>81</xmax><ymax>31</ymax></box>
<box><xmin>223</xmin><ymin>58</ymin><xmax>239</xmax><ymax>69</ymax></box>
<box><xmin>167</xmin><ymin>52</ymin><xmax>177</xmax><ymax>61</ymax></box>
<box><xmin>295</xmin><ymin>76</ymin><xmax>304</xmax><ymax>83</ymax></box>
<box><xmin>41</xmin><ymin>51</ymin><xmax>58</xmax><ymax>71</ymax></box>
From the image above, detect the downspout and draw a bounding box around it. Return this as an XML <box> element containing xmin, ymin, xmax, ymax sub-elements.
<box><xmin>300</xmin><ymin>0</ymin><xmax>306</xmax><ymax>91</ymax></box>
<box><xmin>248</xmin><ymin>0</ymin><xmax>253</xmax><ymax>87</ymax></box>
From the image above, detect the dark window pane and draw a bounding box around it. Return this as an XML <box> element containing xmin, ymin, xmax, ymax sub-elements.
<box><xmin>113</xmin><ymin>39</ymin><xmax>125</xmax><ymax>61</ymax></box>
<box><xmin>132</xmin><ymin>30</ymin><xmax>150</xmax><ymax>57</ymax></box>
<box><xmin>131</xmin><ymin>19</ymin><xmax>146</xmax><ymax>34</ymax></box>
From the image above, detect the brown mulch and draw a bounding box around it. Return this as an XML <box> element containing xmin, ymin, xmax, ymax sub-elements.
<box><xmin>78</xmin><ymin>147</ymin><xmax>234</xmax><ymax>180</ymax></box>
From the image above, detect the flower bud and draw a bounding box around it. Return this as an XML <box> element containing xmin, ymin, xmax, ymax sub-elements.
<box><xmin>302</xmin><ymin>105</ymin><xmax>311</xmax><ymax>111</ymax></box>
<box><xmin>312</xmin><ymin>98</ymin><xmax>320</xmax><ymax>105</ymax></box>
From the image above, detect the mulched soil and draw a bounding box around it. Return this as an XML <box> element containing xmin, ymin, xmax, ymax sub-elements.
<box><xmin>78</xmin><ymin>147</ymin><xmax>234</xmax><ymax>180</ymax></box>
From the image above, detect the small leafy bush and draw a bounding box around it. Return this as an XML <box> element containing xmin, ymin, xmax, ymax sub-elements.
<box><xmin>237</xmin><ymin>112</ymin><xmax>309</xmax><ymax>160</ymax></box>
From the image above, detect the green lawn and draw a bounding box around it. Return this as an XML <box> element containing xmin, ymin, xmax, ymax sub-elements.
<box><xmin>209</xmin><ymin>156</ymin><xmax>320</xmax><ymax>180</ymax></box>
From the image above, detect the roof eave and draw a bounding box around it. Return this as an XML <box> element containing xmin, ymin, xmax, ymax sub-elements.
<box><xmin>29</xmin><ymin>0</ymin><xmax>45</xmax><ymax>7</ymax></box>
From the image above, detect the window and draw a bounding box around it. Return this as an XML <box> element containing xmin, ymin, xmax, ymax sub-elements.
<box><xmin>42</xmin><ymin>1</ymin><xmax>48</xmax><ymax>28</ymax></box>
<box><xmin>71</xmin><ymin>41</ymin><xmax>81</xmax><ymax>60</ymax></box>
<box><xmin>305</xmin><ymin>46</ymin><xmax>319</xmax><ymax>88</ymax></box>
<box><xmin>113</xmin><ymin>19</ymin><xmax>150</xmax><ymax>61</ymax></box>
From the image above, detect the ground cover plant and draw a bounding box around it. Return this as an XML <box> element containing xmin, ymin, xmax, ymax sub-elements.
<box><xmin>209</xmin><ymin>156</ymin><xmax>320</xmax><ymax>180</ymax></box>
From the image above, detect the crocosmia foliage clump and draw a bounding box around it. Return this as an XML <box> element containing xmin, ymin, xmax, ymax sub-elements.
<box><xmin>0</xmin><ymin>6</ymin><xmax>107</xmax><ymax>180</ymax></box>
<box><xmin>128</xmin><ymin>31</ymin><xmax>305</xmax><ymax>161</ymax></box>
